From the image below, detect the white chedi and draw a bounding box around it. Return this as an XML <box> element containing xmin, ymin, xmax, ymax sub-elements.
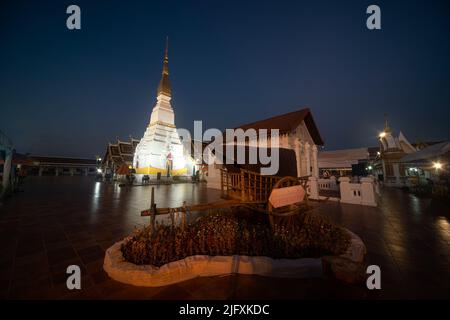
<box><xmin>133</xmin><ymin>41</ymin><xmax>188</xmax><ymax>179</ymax></box>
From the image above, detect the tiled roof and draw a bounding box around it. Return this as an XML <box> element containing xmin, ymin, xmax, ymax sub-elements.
<box><xmin>102</xmin><ymin>137</ymin><xmax>138</xmax><ymax>166</ymax></box>
<box><xmin>235</xmin><ymin>108</ymin><xmax>324</xmax><ymax>145</ymax></box>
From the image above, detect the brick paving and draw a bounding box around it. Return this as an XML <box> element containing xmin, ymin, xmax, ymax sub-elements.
<box><xmin>0</xmin><ymin>177</ymin><xmax>449</xmax><ymax>299</ymax></box>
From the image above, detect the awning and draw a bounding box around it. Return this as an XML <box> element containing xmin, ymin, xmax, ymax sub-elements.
<box><xmin>401</xmin><ymin>141</ymin><xmax>450</xmax><ymax>163</ymax></box>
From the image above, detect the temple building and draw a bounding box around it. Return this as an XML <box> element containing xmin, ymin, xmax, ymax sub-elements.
<box><xmin>377</xmin><ymin>119</ymin><xmax>417</xmax><ymax>187</ymax></box>
<box><xmin>318</xmin><ymin>147</ymin><xmax>380</xmax><ymax>177</ymax></box>
<box><xmin>234</xmin><ymin>108</ymin><xmax>324</xmax><ymax>177</ymax></box>
<box><xmin>133</xmin><ymin>41</ymin><xmax>188</xmax><ymax>181</ymax></box>
<box><xmin>207</xmin><ymin>108</ymin><xmax>324</xmax><ymax>189</ymax></box>
<box><xmin>101</xmin><ymin>137</ymin><xmax>140</xmax><ymax>175</ymax></box>
<box><xmin>400</xmin><ymin>140</ymin><xmax>450</xmax><ymax>181</ymax></box>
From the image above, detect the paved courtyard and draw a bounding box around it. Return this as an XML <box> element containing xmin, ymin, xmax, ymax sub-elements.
<box><xmin>0</xmin><ymin>177</ymin><xmax>449</xmax><ymax>299</ymax></box>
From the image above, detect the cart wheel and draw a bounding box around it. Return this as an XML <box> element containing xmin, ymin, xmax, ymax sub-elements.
<box><xmin>267</xmin><ymin>177</ymin><xmax>308</xmax><ymax>219</ymax></box>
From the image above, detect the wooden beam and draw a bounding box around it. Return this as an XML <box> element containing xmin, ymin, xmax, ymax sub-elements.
<box><xmin>141</xmin><ymin>200</ymin><xmax>264</xmax><ymax>217</ymax></box>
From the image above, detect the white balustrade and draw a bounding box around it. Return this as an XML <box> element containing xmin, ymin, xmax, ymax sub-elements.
<box><xmin>317</xmin><ymin>177</ymin><xmax>339</xmax><ymax>191</ymax></box>
<box><xmin>338</xmin><ymin>176</ymin><xmax>377</xmax><ymax>207</ymax></box>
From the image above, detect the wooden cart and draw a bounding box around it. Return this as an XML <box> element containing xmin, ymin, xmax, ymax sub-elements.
<box><xmin>141</xmin><ymin>167</ymin><xmax>310</xmax><ymax>229</ymax></box>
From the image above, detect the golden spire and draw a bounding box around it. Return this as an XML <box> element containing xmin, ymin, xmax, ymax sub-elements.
<box><xmin>157</xmin><ymin>37</ymin><xmax>171</xmax><ymax>97</ymax></box>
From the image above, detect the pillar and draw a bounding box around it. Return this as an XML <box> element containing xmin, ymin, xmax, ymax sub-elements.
<box><xmin>38</xmin><ymin>166</ymin><xmax>43</xmax><ymax>176</ymax></box>
<box><xmin>308</xmin><ymin>176</ymin><xmax>319</xmax><ymax>200</ymax></box>
<box><xmin>295</xmin><ymin>140</ymin><xmax>303</xmax><ymax>177</ymax></box>
<box><xmin>393</xmin><ymin>163</ymin><xmax>400</xmax><ymax>185</ymax></box>
<box><xmin>361</xmin><ymin>176</ymin><xmax>377</xmax><ymax>207</ymax></box>
<box><xmin>2</xmin><ymin>152</ymin><xmax>12</xmax><ymax>190</ymax></box>
<box><xmin>330</xmin><ymin>176</ymin><xmax>337</xmax><ymax>190</ymax></box>
<box><xmin>305</xmin><ymin>142</ymin><xmax>311</xmax><ymax>176</ymax></box>
<box><xmin>338</xmin><ymin>177</ymin><xmax>354</xmax><ymax>204</ymax></box>
<box><xmin>312</xmin><ymin>144</ymin><xmax>319</xmax><ymax>178</ymax></box>
<box><xmin>55</xmin><ymin>167</ymin><xmax>59</xmax><ymax>176</ymax></box>
<box><xmin>70</xmin><ymin>168</ymin><xmax>74</xmax><ymax>176</ymax></box>
<box><xmin>84</xmin><ymin>168</ymin><xmax>88</xmax><ymax>176</ymax></box>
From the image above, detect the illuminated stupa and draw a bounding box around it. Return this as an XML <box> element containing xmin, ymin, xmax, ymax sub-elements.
<box><xmin>133</xmin><ymin>40</ymin><xmax>187</xmax><ymax>179</ymax></box>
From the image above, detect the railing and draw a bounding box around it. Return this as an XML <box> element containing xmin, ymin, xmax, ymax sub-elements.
<box><xmin>220</xmin><ymin>168</ymin><xmax>282</xmax><ymax>202</ymax></box>
<box><xmin>338</xmin><ymin>176</ymin><xmax>377</xmax><ymax>206</ymax></box>
<box><xmin>317</xmin><ymin>178</ymin><xmax>339</xmax><ymax>191</ymax></box>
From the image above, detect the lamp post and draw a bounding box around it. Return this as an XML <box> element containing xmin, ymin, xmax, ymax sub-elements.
<box><xmin>95</xmin><ymin>155</ymin><xmax>102</xmax><ymax>180</ymax></box>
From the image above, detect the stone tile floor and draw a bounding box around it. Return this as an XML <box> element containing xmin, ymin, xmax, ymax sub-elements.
<box><xmin>0</xmin><ymin>177</ymin><xmax>449</xmax><ymax>299</ymax></box>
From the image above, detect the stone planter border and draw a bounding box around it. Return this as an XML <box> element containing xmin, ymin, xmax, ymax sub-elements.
<box><xmin>103</xmin><ymin>229</ymin><xmax>366</xmax><ymax>287</ymax></box>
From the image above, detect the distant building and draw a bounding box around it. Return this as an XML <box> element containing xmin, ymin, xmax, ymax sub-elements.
<box><xmin>26</xmin><ymin>156</ymin><xmax>98</xmax><ymax>176</ymax></box>
<box><xmin>318</xmin><ymin>147</ymin><xmax>379</xmax><ymax>177</ymax></box>
<box><xmin>377</xmin><ymin>119</ymin><xmax>418</xmax><ymax>187</ymax></box>
<box><xmin>316</xmin><ymin>118</ymin><xmax>447</xmax><ymax>188</ymax></box>
<box><xmin>400</xmin><ymin>140</ymin><xmax>450</xmax><ymax>183</ymax></box>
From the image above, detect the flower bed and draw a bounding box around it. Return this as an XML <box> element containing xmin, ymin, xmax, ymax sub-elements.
<box><xmin>121</xmin><ymin>210</ymin><xmax>351</xmax><ymax>267</ymax></box>
<box><xmin>103</xmin><ymin>211</ymin><xmax>366</xmax><ymax>287</ymax></box>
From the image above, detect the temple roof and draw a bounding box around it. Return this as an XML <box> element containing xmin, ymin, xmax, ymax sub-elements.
<box><xmin>380</xmin><ymin>130</ymin><xmax>416</xmax><ymax>154</ymax></box>
<box><xmin>235</xmin><ymin>108</ymin><xmax>324</xmax><ymax>145</ymax></box>
<box><xmin>102</xmin><ymin>137</ymin><xmax>139</xmax><ymax>167</ymax></box>
<box><xmin>157</xmin><ymin>38</ymin><xmax>171</xmax><ymax>97</ymax></box>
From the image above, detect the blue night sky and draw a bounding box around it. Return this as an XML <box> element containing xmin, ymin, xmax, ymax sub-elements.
<box><xmin>1</xmin><ymin>0</ymin><xmax>449</xmax><ymax>158</ymax></box>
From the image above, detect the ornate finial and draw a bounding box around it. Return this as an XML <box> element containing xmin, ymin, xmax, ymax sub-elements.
<box><xmin>157</xmin><ymin>37</ymin><xmax>171</xmax><ymax>96</ymax></box>
<box><xmin>164</xmin><ymin>36</ymin><xmax>169</xmax><ymax>60</ymax></box>
<box><xmin>384</xmin><ymin>113</ymin><xmax>391</xmax><ymax>133</ymax></box>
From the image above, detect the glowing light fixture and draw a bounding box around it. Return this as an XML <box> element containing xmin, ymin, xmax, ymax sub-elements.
<box><xmin>378</xmin><ymin>132</ymin><xmax>386</xmax><ymax>138</ymax></box>
<box><xmin>97</xmin><ymin>168</ymin><xmax>102</xmax><ymax>173</ymax></box>
<box><xmin>433</xmin><ymin>162</ymin><xmax>442</xmax><ymax>170</ymax></box>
